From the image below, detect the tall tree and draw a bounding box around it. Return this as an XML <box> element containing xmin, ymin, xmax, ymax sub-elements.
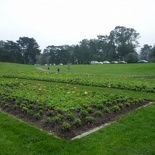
<box><xmin>109</xmin><ymin>26</ymin><xmax>140</xmax><ymax>62</ymax></box>
<box><xmin>78</xmin><ymin>39</ymin><xmax>91</xmax><ymax>64</ymax></box>
<box><xmin>140</xmin><ymin>44</ymin><xmax>152</xmax><ymax>61</ymax></box>
<box><xmin>4</xmin><ymin>40</ymin><xmax>22</xmax><ymax>63</ymax></box>
<box><xmin>150</xmin><ymin>45</ymin><xmax>155</xmax><ymax>62</ymax></box>
<box><xmin>17</xmin><ymin>37</ymin><xmax>40</xmax><ymax>64</ymax></box>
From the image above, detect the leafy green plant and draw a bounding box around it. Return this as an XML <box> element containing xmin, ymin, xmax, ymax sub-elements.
<box><xmin>95</xmin><ymin>110</ymin><xmax>102</xmax><ymax>116</ymax></box>
<box><xmin>125</xmin><ymin>102</ymin><xmax>131</xmax><ymax>107</ymax></box>
<box><xmin>22</xmin><ymin>107</ymin><xmax>29</xmax><ymax>113</ymax></box>
<box><xmin>117</xmin><ymin>103</ymin><xmax>124</xmax><ymax>109</ymax></box>
<box><xmin>73</xmin><ymin>118</ymin><xmax>82</xmax><ymax>126</ymax></box>
<box><xmin>13</xmin><ymin>104</ymin><xmax>18</xmax><ymax>109</ymax></box>
<box><xmin>85</xmin><ymin>116</ymin><xmax>94</xmax><ymax>124</ymax></box>
<box><xmin>33</xmin><ymin>113</ymin><xmax>41</xmax><ymax>119</ymax></box>
<box><xmin>61</xmin><ymin>122</ymin><xmax>71</xmax><ymax>131</ymax></box>
<box><xmin>87</xmin><ymin>107</ymin><xmax>93</xmax><ymax>113</ymax></box>
<box><xmin>47</xmin><ymin>109</ymin><xmax>54</xmax><ymax>116</ymax></box>
<box><xmin>112</xmin><ymin>105</ymin><xmax>121</xmax><ymax>112</ymax></box>
<box><xmin>39</xmin><ymin>109</ymin><xmax>43</xmax><ymax>114</ymax></box>
<box><xmin>45</xmin><ymin>117</ymin><xmax>52</xmax><ymax>123</ymax></box>
<box><xmin>52</xmin><ymin>114</ymin><xmax>63</xmax><ymax>123</ymax></box>
<box><xmin>79</xmin><ymin>110</ymin><xmax>88</xmax><ymax>117</ymax></box>
<box><xmin>96</xmin><ymin>104</ymin><xmax>104</xmax><ymax>110</ymax></box>
<box><xmin>27</xmin><ymin>109</ymin><xmax>33</xmax><ymax>115</ymax></box>
<box><xmin>103</xmin><ymin>107</ymin><xmax>110</xmax><ymax>113</ymax></box>
<box><xmin>3</xmin><ymin>103</ymin><xmax>8</xmax><ymax>108</ymax></box>
<box><xmin>28</xmin><ymin>104</ymin><xmax>34</xmax><ymax>109</ymax></box>
<box><xmin>66</xmin><ymin>112</ymin><xmax>74</xmax><ymax>120</ymax></box>
<box><xmin>105</xmin><ymin>101</ymin><xmax>113</xmax><ymax>106</ymax></box>
<box><xmin>38</xmin><ymin>105</ymin><xmax>44</xmax><ymax>110</ymax></box>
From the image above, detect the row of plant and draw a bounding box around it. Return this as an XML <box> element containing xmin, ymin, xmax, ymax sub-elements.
<box><xmin>1</xmin><ymin>70</ymin><xmax>155</xmax><ymax>93</ymax></box>
<box><xmin>0</xmin><ymin>79</ymin><xmax>146</xmax><ymax>134</ymax></box>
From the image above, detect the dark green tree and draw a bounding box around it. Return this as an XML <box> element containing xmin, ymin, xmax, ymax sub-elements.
<box><xmin>109</xmin><ymin>26</ymin><xmax>140</xmax><ymax>62</ymax></box>
<box><xmin>150</xmin><ymin>45</ymin><xmax>155</xmax><ymax>62</ymax></box>
<box><xmin>17</xmin><ymin>37</ymin><xmax>40</xmax><ymax>64</ymax></box>
<box><xmin>140</xmin><ymin>44</ymin><xmax>152</xmax><ymax>61</ymax></box>
<box><xmin>4</xmin><ymin>41</ymin><xmax>22</xmax><ymax>63</ymax></box>
<box><xmin>78</xmin><ymin>39</ymin><xmax>91</xmax><ymax>64</ymax></box>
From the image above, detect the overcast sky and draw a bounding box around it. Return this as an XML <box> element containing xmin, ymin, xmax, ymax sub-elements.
<box><xmin>0</xmin><ymin>0</ymin><xmax>155</xmax><ymax>51</ymax></box>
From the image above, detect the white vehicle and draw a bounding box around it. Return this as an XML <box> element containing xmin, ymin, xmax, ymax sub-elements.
<box><xmin>119</xmin><ymin>61</ymin><xmax>127</xmax><ymax>64</ymax></box>
<box><xmin>111</xmin><ymin>61</ymin><xmax>118</xmax><ymax>64</ymax></box>
<box><xmin>103</xmin><ymin>61</ymin><xmax>110</xmax><ymax>64</ymax></box>
<box><xmin>90</xmin><ymin>61</ymin><xmax>99</xmax><ymax>64</ymax></box>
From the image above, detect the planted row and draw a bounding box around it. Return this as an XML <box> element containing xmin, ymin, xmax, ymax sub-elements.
<box><xmin>0</xmin><ymin>79</ymin><xmax>147</xmax><ymax>135</ymax></box>
<box><xmin>1</xmin><ymin>70</ymin><xmax>155</xmax><ymax>93</ymax></box>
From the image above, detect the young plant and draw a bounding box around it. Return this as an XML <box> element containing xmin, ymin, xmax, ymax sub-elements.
<box><xmin>52</xmin><ymin>114</ymin><xmax>63</xmax><ymax>123</ymax></box>
<box><xmin>13</xmin><ymin>104</ymin><xmax>18</xmax><ymax>109</ymax></box>
<box><xmin>87</xmin><ymin>107</ymin><xmax>94</xmax><ymax>113</ymax></box>
<box><xmin>103</xmin><ymin>107</ymin><xmax>110</xmax><ymax>113</ymax></box>
<box><xmin>117</xmin><ymin>103</ymin><xmax>124</xmax><ymax>109</ymax></box>
<box><xmin>125</xmin><ymin>102</ymin><xmax>131</xmax><ymax>107</ymax></box>
<box><xmin>66</xmin><ymin>112</ymin><xmax>74</xmax><ymax>120</ymax></box>
<box><xmin>45</xmin><ymin>117</ymin><xmax>52</xmax><ymax>123</ymax></box>
<box><xmin>95</xmin><ymin>110</ymin><xmax>102</xmax><ymax>116</ymax></box>
<box><xmin>85</xmin><ymin>116</ymin><xmax>94</xmax><ymax>124</ymax></box>
<box><xmin>22</xmin><ymin>107</ymin><xmax>29</xmax><ymax>113</ymax></box>
<box><xmin>96</xmin><ymin>104</ymin><xmax>104</xmax><ymax>110</ymax></box>
<box><xmin>47</xmin><ymin>109</ymin><xmax>54</xmax><ymax>116</ymax></box>
<box><xmin>27</xmin><ymin>109</ymin><xmax>33</xmax><ymax>115</ymax></box>
<box><xmin>33</xmin><ymin>113</ymin><xmax>41</xmax><ymax>119</ymax></box>
<box><xmin>79</xmin><ymin>109</ymin><xmax>88</xmax><ymax>117</ymax></box>
<box><xmin>73</xmin><ymin>118</ymin><xmax>82</xmax><ymax>126</ymax></box>
<box><xmin>112</xmin><ymin>105</ymin><xmax>121</xmax><ymax>112</ymax></box>
<box><xmin>61</xmin><ymin>122</ymin><xmax>71</xmax><ymax>131</ymax></box>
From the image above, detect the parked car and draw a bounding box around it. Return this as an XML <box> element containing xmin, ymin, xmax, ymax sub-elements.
<box><xmin>90</xmin><ymin>61</ymin><xmax>100</xmax><ymax>64</ymax></box>
<box><xmin>111</xmin><ymin>61</ymin><xmax>118</xmax><ymax>64</ymax></box>
<box><xmin>119</xmin><ymin>61</ymin><xmax>127</xmax><ymax>64</ymax></box>
<box><xmin>103</xmin><ymin>61</ymin><xmax>110</xmax><ymax>64</ymax></box>
<box><xmin>138</xmin><ymin>60</ymin><xmax>148</xmax><ymax>63</ymax></box>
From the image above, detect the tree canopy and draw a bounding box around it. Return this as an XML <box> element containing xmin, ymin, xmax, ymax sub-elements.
<box><xmin>0</xmin><ymin>26</ymin><xmax>154</xmax><ymax>64</ymax></box>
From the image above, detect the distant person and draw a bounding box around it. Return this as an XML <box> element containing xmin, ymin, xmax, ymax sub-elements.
<box><xmin>57</xmin><ymin>65</ymin><xmax>60</xmax><ymax>72</ymax></box>
<box><xmin>68</xmin><ymin>64</ymin><xmax>70</xmax><ymax>71</ymax></box>
<box><xmin>48</xmin><ymin>65</ymin><xmax>50</xmax><ymax>70</ymax></box>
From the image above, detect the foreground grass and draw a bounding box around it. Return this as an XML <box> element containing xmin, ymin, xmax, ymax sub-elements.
<box><xmin>0</xmin><ymin>103</ymin><xmax>155</xmax><ymax>155</ymax></box>
<box><xmin>1</xmin><ymin>62</ymin><xmax>155</xmax><ymax>154</ymax></box>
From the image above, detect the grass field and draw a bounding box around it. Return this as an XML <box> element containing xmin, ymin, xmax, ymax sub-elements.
<box><xmin>0</xmin><ymin>62</ymin><xmax>155</xmax><ymax>155</ymax></box>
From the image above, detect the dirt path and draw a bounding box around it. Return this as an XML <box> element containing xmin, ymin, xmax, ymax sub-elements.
<box><xmin>36</xmin><ymin>67</ymin><xmax>48</xmax><ymax>71</ymax></box>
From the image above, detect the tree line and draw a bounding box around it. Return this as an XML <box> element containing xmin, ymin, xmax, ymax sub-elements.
<box><xmin>0</xmin><ymin>26</ymin><xmax>155</xmax><ymax>65</ymax></box>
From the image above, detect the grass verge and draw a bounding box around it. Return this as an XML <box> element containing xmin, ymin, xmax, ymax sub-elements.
<box><xmin>0</xmin><ymin>103</ymin><xmax>155</xmax><ymax>155</ymax></box>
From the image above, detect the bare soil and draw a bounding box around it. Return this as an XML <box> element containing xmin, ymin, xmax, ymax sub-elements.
<box><xmin>0</xmin><ymin>100</ymin><xmax>150</xmax><ymax>140</ymax></box>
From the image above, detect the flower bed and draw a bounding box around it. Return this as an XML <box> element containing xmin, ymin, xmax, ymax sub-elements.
<box><xmin>0</xmin><ymin>79</ymin><xmax>150</xmax><ymax>139</ymax></box>
<box><xmin>1</xmin><ymin>70</ymin><xmax>155</xmax><ymax>93</ymax></box>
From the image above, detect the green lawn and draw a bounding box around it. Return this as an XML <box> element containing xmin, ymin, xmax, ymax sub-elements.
<box><xmin>0</xmin><ymin>62</ymin><xmax>155</xmax><ymax>155</ymax></box>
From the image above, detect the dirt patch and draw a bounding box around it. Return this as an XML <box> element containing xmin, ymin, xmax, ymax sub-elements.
<box><xmin>0</xmin><ymin>100</ymin><xmax>151</xmax><ymax>140</ymax></box>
